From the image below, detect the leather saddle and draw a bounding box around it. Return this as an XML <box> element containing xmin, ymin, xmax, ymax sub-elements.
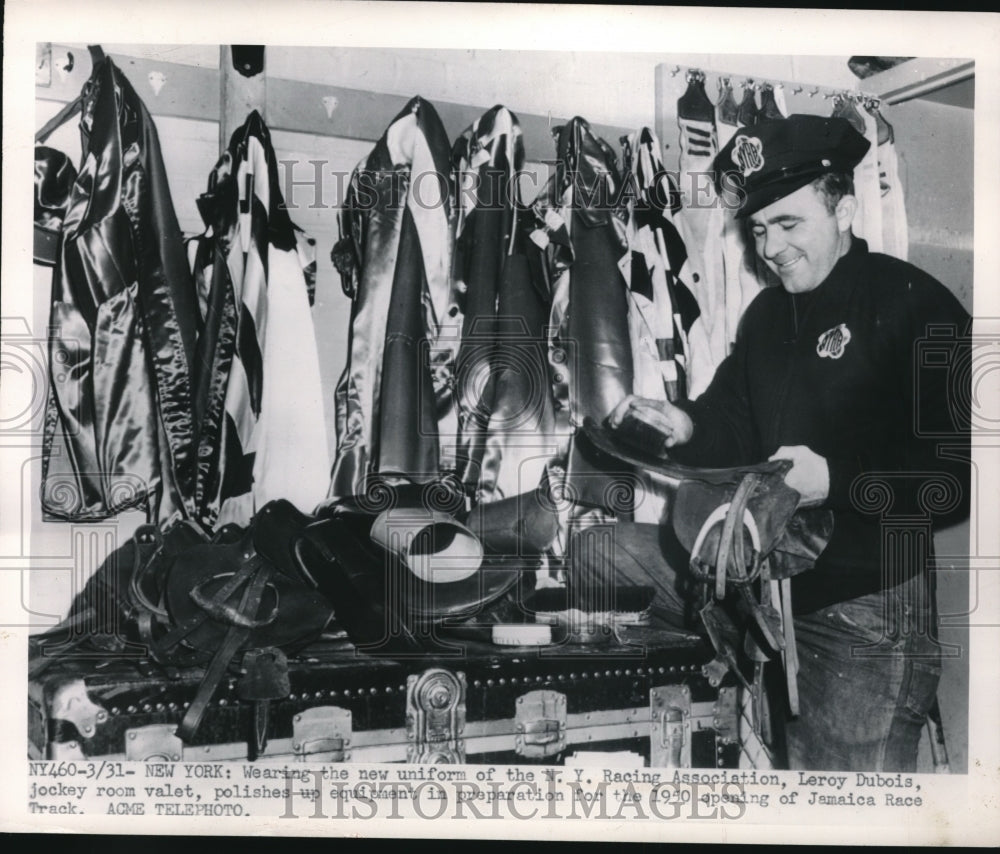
<box><xmin>579</xmin><ymin>417</ymin><xmax>833</xmax><ymax>671</ymax></box>
<box><xmin>579</xmin><ymin>417</ymin><xmax>833</xmax><ymax>586</ymax></box>
<box><xmin>299</xmin><ymin>481</ymin><xmax>533</xmax><ymax>654</ymax></box>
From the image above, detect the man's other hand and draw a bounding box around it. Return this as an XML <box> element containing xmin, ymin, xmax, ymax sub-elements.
<box><xmin>768</xmin><ymin>445</ymin><xmax>830</xmax><ymax>506</ymax></box>
<box><xmin>608</xmin><ymin>395</ymin><xmax>694</xmax><ymax>448</ymax></box>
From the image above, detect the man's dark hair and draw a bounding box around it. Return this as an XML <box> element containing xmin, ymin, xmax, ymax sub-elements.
<box><xmin>811</xmin><ymin>171</ymin><xmax>855</xmax><ymax>214</ymax></box>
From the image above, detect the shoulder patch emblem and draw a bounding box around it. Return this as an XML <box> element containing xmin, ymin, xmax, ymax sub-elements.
<box><xmin>817</xmin><ymin>323</ymin><xmax>852</xmax><ymax>359</ymax></box>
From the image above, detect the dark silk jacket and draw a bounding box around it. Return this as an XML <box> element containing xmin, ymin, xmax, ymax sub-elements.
<box><xmin>451</xmin><ymin>105</ymin><xmax>557</xmax><ymax>502</ymax></box>
<box><xmin>42</xmin><ymin>57</ymin><xmax>199</xmax><ymax>523</ymax></box>
<box><xmin>330</xmin><ymin>97</ymin><xmax>455</xmax><ymax>500</ymax></box>
<box><xmin>528</xmin><ymin>117</ymin><xmax>635</xmax><ymax>512</ymax></box>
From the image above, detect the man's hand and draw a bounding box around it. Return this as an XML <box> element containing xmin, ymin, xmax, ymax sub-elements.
<box><xmin>608</xmin><ymin>395</ymin><xmax>694</xmax><ymax>448</ymax></box>
<box><xmin>768</xmin><ymin>445</ymin><xmax>829</xmax><ymax>506</ymax></box>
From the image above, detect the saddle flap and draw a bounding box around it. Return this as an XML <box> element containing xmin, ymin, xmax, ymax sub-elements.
<box><xmin>768</xmin><ymin>507</ymin><xmax>836</xmax><ymax>578</ymax></box>
<box><xmin>164</xmin><ymin>540</ymin><xmax>333</xmax><ymax>654</ymax></box>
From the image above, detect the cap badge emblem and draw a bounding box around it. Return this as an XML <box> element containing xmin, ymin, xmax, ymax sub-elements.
<box><xmin>732</xmin><ymin>135</ymin><xmax>765</xmax><ymax>177</ymax></box>
<box><xmin>817</xmin><ymin>323</ymin><xmax>852</xmax><ymax>359</ymax></box>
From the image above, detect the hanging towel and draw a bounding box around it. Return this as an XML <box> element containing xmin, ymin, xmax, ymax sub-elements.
<box><xmin>833</xmin><ymin>96</ymin><xmax>883</xmax><ymax>253</ymax></box>
<box><xmin>872</xmin><ymin>104</ymin><xmax>909</xmax><ymax>260</ymax></box>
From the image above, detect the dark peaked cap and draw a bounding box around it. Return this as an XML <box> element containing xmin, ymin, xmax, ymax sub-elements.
<box><xmin>714</xmin><ymin>114</ymin><xmax>871</xmax><ymax>218</ymax></box>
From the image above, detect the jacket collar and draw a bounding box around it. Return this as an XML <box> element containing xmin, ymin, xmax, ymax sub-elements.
<box><xmin>819</xmin><ymin>235</ymin><xmax>869</xmax><ymax>293</ymax></box>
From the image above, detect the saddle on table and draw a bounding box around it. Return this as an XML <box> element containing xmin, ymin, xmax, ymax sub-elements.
<box><xmin>579</xmin><ymin>416</ymin><xmax>835</xmax><ymax>719</ymax></box>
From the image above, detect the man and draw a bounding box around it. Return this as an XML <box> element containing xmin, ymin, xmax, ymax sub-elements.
<box><xmin>605</xmin><ymin>114</ymin><xmax>971</xmax><ymax>771</ymax></box>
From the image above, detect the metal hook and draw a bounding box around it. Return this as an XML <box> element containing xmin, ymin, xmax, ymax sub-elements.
<box><xmin>670</xmin><ymin>65</ymin><xmax>681</xmax><ymax>77</ymax></box>
<box><xmin>791</xmin><ymin>85</ymin><xmax>803</xmax><ymax>95</ymax></box>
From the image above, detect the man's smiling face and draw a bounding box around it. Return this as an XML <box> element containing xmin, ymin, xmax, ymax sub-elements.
<box><xmin>748</xmin><ymin>182</ymin><xmax>855</xmax><ymax>294</ymax></box>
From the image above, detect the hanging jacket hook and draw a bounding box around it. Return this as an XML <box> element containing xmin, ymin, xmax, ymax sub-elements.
<box><xmin>670</xmin><ymin>65</ymin><xmax>681</xmax><ymax>77</ymax></box>
<box><xmin>148</xmin><ymin>71</ymin><xmax>167</xmax><ymax>97</ymax></box>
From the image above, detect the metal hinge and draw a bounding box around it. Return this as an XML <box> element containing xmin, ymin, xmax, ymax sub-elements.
<box><xmin>126</xmin><ymin>724</ymin><xmax>184</xmax><ymax>761</ymax></box>
<box><xmin>515</xmin><ymin>690</ymin><xmax>567</xmax><ymax>759</ymax></box>
<box><xmin>713</xmin><ymin>685</ymin><xmax>739</xmax><ymax>745</ymax></box>
<box><xmin>650</xmin><ymin>684</ymin><xmax>692</xmax><ymax>768</ymax></box>
<box><xmin>406</xmin><ymin>668</ymin><xmax>466</xmax><ymax>764</ymax></box>
<box><xmin>51</xmin><ymin>679</ymin><xmax>108</xmax><ymax>741</ymax></box>
<box><xmin>293</xmin><ymin>706</ymin><xmax>352</xmax><ymax>762</ymax></box>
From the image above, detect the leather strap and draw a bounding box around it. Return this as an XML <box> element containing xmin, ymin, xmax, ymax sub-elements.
<box><xmin>715</xmin><ymin>472</ymin><xmax>761</xmax><ymax>598</ymax></box>
<box><xmin>128</xmin><ymin>526</ymin><xmax>170</xmax><ymax>620</ymax></box>
<box><xmin>176</xmin><ymin>562</ymin><xmax>272</xmax><ymax>742</ymax></box>
<box><xmin>35</xmin><ymin>96</ymin><xmax>83</xmax><ymax>144</ymax></box>
<box><xmin>189</xmin><ymin>578</ymin><xmax>278</xmax><ymax>628</ymax></box>
<box><xmin>779</xmin><ymin>576</ymin><xmax>800</xmax><ymax>716</ymax></box>
<box><xmin>152</xmin><ymin>556</ymin><xmax>263</xmax><ymax>659</ymax></box>
<box><xmin>251</xmin><ymin>701</ymin><xmax>269</xmax><ymax>761</ymax></box>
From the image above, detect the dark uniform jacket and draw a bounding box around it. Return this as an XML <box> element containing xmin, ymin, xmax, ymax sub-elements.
<box><xmin>673</xmin><ymin>238</ymin><xmax>971</xmax><ymax>613</ymax></box>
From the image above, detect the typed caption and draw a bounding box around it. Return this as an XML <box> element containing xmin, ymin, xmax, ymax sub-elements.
<box><xmin>26</xmin><ymin>760</ymin><xmax>930</xmax><ymax>822</ymax></box>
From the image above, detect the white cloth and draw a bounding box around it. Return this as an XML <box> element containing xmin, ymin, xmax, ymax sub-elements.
<box><xmin>875</xmin><ymin>110</ymin><xmax>910</xmax><ymax>260</ymax></box>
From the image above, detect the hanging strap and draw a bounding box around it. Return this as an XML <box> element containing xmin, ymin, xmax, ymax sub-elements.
<box><xmin>176</xmin><ymin>562</ymin><xmax>273</xmax><ymax>743</ymax></box>
<box><xmin>35</xmin><ymin>96</ymin><xmax>83</xmax><ymax>144</ymax></box>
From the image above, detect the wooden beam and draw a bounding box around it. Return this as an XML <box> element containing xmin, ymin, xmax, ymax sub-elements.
<box><xmin>264</xmin><ymin>76</ymin><xmax>630</xmax><ymax>159</ymax></box>
<box><xmin>35</xmin><ymin>45</ymin><xmax>219</xmax><ymax>123</ymax></box>
<box><xmin>220</xmin><ymin>46</ymin><xmax>266</xmax><ymax>153</ymax></box>
<box><xmin>36</xmin><ymin>44</ymin><xmax>631</xmax><ymax>160</ymax></box>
